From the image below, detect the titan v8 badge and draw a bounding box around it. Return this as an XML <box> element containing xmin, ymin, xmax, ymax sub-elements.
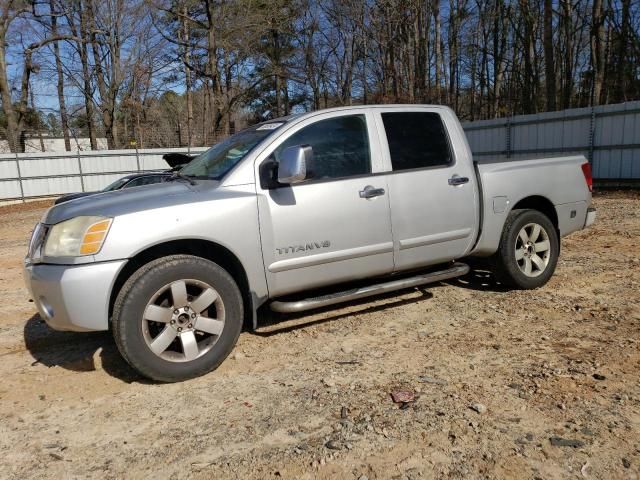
<box><xmin>276</xmin><ymin>241</ymin><xmax>330</xmax><ymax>255</ymax></box>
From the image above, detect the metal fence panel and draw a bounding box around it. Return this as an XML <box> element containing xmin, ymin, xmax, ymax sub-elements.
<box><xmin>563</xmin><ymin>117</ymin><xmax>589</xmax><ymax>149</ymax></box>
<box><xmin>83</xmin><ymin>174</ymin><xmax>128</xmax><ymax>192</ymax></box>
<box><xmin>21</xmin><ymin>176</ymin><xmax>83</xmax><ymax>198</ymax></box>
<box><xmin>462</xmin><ymin>100</ymin><xmax>640</xmax><ymax>181</ymax></box>
<box><xmin>81</xmin><ymin>154</ymin><xmax>138</xmax><ymax>174</ymax></box>
<box><xmin>20</xmin><ymin>156</ymin><xmax>78</xmax><ymax>177</ymax></box>
<box><xmin>0</xmin><ymin>147</ymin><xmax>207</xmax><ymax>201</ymax></box>
<box><xmin>0</xmin><ymin>160</ymin><xmax>18</xmax><ymax>178</ymax></box>
<box><xmin>464</xmin><ymin>126</ymin><xmax>506</xmax><ymax>155</ymax></box>
<box><xmin>1</xmin><ymin>180</ymin><xmax>22</xmax><ymax>199</ymax></box>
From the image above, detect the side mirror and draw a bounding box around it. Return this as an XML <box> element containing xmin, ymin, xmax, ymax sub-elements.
<box><xmin>278</xmin><ymin>145</ymin><xmax>313</xmax><ymax>184</ymax></box>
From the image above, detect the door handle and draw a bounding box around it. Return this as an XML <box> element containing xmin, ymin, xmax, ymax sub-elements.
<box><xmin>448</xmin><ymin>175</ymin><xmax>469</xmax><ymax>186</ymax></box>
<box><xmin>359</xmin><ymin>185</ymin><xmax>386</xmax><ymax>199</ymax></box>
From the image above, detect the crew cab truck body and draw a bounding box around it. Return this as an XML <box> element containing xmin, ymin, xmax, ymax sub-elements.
<box><xmin>24</xmin><ymin>105</ymin><xmax>596</xmax><ymax>381</ymax></box>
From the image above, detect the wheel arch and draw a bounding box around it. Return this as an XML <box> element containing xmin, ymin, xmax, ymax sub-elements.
<box><xmin>471</xmin><ymin>194</ymin><xmax>560</xmax><ymax>257</ymax></box>
<box><xmin>108</xmin><ymin>239</ymin><xmax>255</xmax><ymax>330</ymax></box>
<box><xmin>510</xmin><ymin>195</ymin><xmax>559</xmax><ymax>231</ymax></box>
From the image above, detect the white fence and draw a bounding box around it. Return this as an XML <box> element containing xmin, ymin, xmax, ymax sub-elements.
<box><xmin>0</xmin><ymin>147</ymin><xmax>206</xmax><ymax>201</ymax></box>
<box><xmin>1</xmin><ymin>101</ymin><xmax>639</xmax><ymax>201</ymax></box>
<box><xmin>462</xmin><ymin>100</ymin><xmax>640</xmax><ymax>181</ymax></box>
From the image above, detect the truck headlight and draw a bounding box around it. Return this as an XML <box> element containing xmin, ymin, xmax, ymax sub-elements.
<box><xmin>44</xmin><ymin>216</ymin><xmax>112</xmax><ymax>257</ymax></box>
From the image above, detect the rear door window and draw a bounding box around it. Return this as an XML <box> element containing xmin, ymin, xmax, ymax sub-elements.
<box><xmin>381</xmin><ymin>112</ymin><xmax>453</xmax><ymax>171</ymax></box>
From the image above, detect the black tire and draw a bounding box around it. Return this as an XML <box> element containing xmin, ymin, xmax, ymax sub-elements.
<box><xmin>112</xmin><ymin>254</ymin><xmax>243</xmax><ymax>382</ymax></box>
<box><xmin>490</xmin><ymin>209</ymin><xmax>559</xmax><ymax>289</ymax></box>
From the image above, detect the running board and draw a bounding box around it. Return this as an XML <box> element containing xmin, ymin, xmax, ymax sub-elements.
<box><xmin>269</xmin><ymin>262</ymin><xmax>470</xmax><ymax>313</ymax></box>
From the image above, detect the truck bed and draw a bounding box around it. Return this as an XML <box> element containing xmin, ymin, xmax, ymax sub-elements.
<box><xmin>470</xmin><ymin>155</ymin><xmax>591</xmax><ymax>256</ymax></box>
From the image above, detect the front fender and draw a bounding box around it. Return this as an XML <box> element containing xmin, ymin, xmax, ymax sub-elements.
<box><xmin>94</xmin><ymin>184</ymin><xmax>268</xmax><ymax>301</ymax></box>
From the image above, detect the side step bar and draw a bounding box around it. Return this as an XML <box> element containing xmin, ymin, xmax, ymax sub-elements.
<box><xmin>269</xmin><ymin>262</ymin><xmax>470</xmax><ymax>313</ymax></box>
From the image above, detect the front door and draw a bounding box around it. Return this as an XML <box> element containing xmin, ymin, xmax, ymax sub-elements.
<box><xmin>375</xmin><ymin>109</ymin><xmax>480</xmax><ymax>271</ymax></box>
<box><xmin>256</xmin><ymin>111</ymin><xmax>394</xmax><ymax>297</ymax></box>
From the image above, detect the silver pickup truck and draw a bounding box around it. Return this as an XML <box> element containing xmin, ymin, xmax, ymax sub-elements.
<box><xmin>24</xmin><ymin>105</ymin><xmax>596</xmax><ymax>382</ymax></box>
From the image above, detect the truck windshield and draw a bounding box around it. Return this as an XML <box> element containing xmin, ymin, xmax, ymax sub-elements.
<box><xmin>102</xmin><ymin>178</ymin><xmax>130</xmax><ymax>191</ymax></box>
<box><xmin>180</xmin><ymin>123</ymin><xmax>284</xmax><ymax>180</ymax></box>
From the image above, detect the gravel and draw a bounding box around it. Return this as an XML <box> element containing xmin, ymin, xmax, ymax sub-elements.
<box><xmin>0</xmin><ymin>191</ymin><xmax>638</xmax><ymax>479</ymax></box>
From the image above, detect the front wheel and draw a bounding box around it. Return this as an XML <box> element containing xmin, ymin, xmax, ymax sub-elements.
<box><xmin>491</xmin><ymin>209</ymin><xmax>559</xmax><ymax>289</ymax></box>
<box><xmin>112</xmin><ymin>255</ymin><xmax>243</xmax><ymax>382</ymax></box>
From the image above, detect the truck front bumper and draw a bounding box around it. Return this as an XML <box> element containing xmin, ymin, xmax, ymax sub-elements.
<box><xmin>23</xmin><ymin>259</ymin><xmax>126</xmax><ymax>332</ymax></box>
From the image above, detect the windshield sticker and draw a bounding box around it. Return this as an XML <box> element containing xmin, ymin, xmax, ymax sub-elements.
<box><xmin>256</xmin><ymin>123</ymin><xmax>283</xmax><ymax>130</ymax></box>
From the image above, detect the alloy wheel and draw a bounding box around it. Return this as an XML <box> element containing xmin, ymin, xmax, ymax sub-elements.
<box><xmin>514</xmin><ymin>223</ymin><xmax>551</xmax><ymax>278</ymax></box>
<box><xmin>141</xmin><ymin>279</ymin><xmax>225</xmax><ymax>362</ymax></box>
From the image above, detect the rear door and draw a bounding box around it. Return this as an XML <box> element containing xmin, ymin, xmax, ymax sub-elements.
<box><xmin>256</xmin><ymin>110</ymin><xmax>395</xmax><ymax>297</ymax></box>
<box><xmin>375</xmin><ymin>108</ymin><xmax>479</xmax><ymax>271</ymax></box>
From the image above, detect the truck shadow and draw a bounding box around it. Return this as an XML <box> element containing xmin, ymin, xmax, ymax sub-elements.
<box><xmin>22</xmin><ymin>290</ymin><xmax>434</xmax><ymax>379</ymax></box>
<box><xmin>254</xmin><ymin>261</ymin><xmax>510</xmax><ymax>336</ymax></box>
<box><xmin>445</xmin><ymin>259</ymin><xmax>510</xmax><ymax>293</ymax></box>
<box><xmin>253</xmin><ymin>288</ymin><xmax>434</xmax><ymax>336</ymax></box>
<box><xmin>22</xmin><ymin>262</ymin><xmax>505</xmax><ymax>379</ymax></box>
<box><xmin>23</xmin><ymin>314</ymin><xmax>147</xmax><ymax>383</ymax></box>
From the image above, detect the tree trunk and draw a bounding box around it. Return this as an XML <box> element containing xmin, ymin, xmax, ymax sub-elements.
<box><xmin>205</xmin><ymin>0</ymin><xmax>219</xmax><ymax>132</ymax></box>
<box><xmin>202</xmin><ymin>86</ymin><xmax>209</xmax><ymax>145</ymax></box>
<box><xmin>50</xmin><ymin>0</ymin><xmax>71</xmax><ymax>151</ymax></box>
<box><xmin>275</xmin><ymin>72</ymin><xmax>281</xmax><ymax>117</ymax></box>
<box><xmin>77</xmin><ymin>1</ymin><xmax>97</xmax><ymax>149</ymax></box>
<box><xmin>283</xmin><ymin>77</ymin><xmax>290</xmax><ymax>115</ymax></box>
<box><xmin>615</xmin><ymin>0</ymin><xmax>630</xmax><ymax>102</ymax></box>
<box><xmin>79</xmin><ymin>48</ymin><xmax>97</xmax><ymax>149</ymax></box>
<box><xmin>434</xmin><ymin>0</ymin><xmax>443</xmax><ymax>103</ymax></box>
<box><xmin>560</xmin><ymin>0</ymin><xmax>573</xmax><ymax>109</ymax></box>
<box><xmin>519</xmin><ymin>0</ymin><xmax>537</xmax><ymax>114</ymax></box>
<box><xmin>590</xmin><ymin>0</ymin><xmax>606</xmax><ymax>105</ymax></box>
<box><xmin>543</xmin><ymin>0</ymin><xmax>556</xmax><ymax>111</ymax></box>
<box><xmin>87</xmin><ymin>0</ymin><xmax>117</xmax><ymax>148</ymax></box>
<box><xmin>492</xmin><ymin>0</ymin><xmax>507</xmax><ymax>117</ymax></box>
<box><xmin>414</xmin><ymin>3</ymin><xmax>426</xmax><ymax>101</ymax></box>
<box><xmin>0</xmin><ymin>32</ymin><xmax>20</xmax><ymax>152</ymax></box>
<box><xmin>448</xmin><ymin>0</ymin><xmax>458</xmax><ymax>109</ymax></box>
<box><xmin>30</xmin><ymin>85</ymin><xmax>45</xmax><ymax>152</ymax></box>
<box><xmin>181</xmin><ymin>6</ymin><xmax>193</xmax><ymax>149</ymax></box>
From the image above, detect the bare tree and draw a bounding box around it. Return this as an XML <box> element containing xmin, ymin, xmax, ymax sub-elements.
<box><xmin>48</xmin><ymin>0</ymin><xmax>71</xmax><ymax>150</ymax></box>
<box><xmin>7</xmin><ymin>0</ymin><xmax>640</xmax><ymax>152</ymax></box>
<box><xmin>543</xmin><ymin>0</ymin><xmax>556</xmax><ymax>110</ymax></box>
<box><xmin>590</xmin><ymin>0</ymin><xmax>607</xmax><ymax>105</ymax></box>
<box><xmin>0</xmin><ymin>0</ymin><xmax>77</xmax><ymax>152</ymax></box>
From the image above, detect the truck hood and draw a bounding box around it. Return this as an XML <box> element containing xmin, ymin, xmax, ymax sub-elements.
<box><xmin>43</xmin><ymin>180</ymin><xmax>220</xmax><ymax>225</ymax></box>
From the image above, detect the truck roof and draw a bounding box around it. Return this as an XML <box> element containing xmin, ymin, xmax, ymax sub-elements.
<box><xmin>256</xmin><ymin>104</ymin><xmax>451</xmax><ymax>129</ymax></box>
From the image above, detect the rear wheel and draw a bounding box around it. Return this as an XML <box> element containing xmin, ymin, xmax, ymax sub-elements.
<box><xmin>491</xmin><ymin>209</ymin><xmax>559</xmax><ymax>289</ymax></box>
<box><xmin>112</xmin><ymin>255</ymin><xmax>243</xmax><ymax>382</ymax></box>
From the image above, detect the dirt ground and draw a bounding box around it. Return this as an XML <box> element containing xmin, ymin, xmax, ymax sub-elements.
<box><xmin>0</xmin><ymin>193</ymin><xmax>638</xmax><ymax>480</ymax></box>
